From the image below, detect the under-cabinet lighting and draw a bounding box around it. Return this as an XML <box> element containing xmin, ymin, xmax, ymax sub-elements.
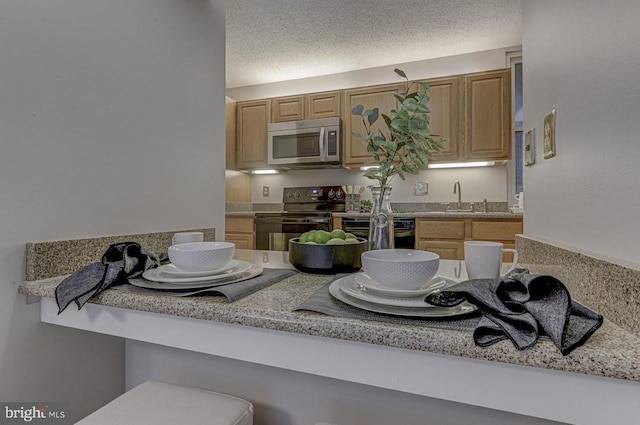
<box><xmin>251</xmin><ymin>169</ymin><xmax>280</xmax><ymax>175</ymax></box>
<box><xmin>359</xmin><ymin>165</ymin><xmax>380</xmax><ymax>171</ymax></box>
<box><xmin>428</xmin><ymin>161</ymin><xmax>495</xmax><ymax>169</ymax></box>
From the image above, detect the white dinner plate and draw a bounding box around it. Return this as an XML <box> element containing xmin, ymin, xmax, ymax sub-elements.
<box><xmin>339</xmin><ymin>274</ymin><xmax>458</xmax><ymax>308</ymax></box>
<box><xmin>157</xmin><ymin>260</ymin><xmax>240</xmax><ymax>278</ymax></box>
<box><xmin>130</xmin><ymin>265</ymin><xmax>263</xmax><ymax>290</ymax></box>
<box><xmin>142</xmin><ymin>260</ymin><xmax>252</xmax><ymax>284</ymax></box>
<box><xmin>329</xmin><ymin>277</ymin><xmax>476</xmax><ymax>318</ymax></box>
<box><xmin>353</xmin><ymin>273</ymin><xmax>449</xmax><ymax>298</ymax></box>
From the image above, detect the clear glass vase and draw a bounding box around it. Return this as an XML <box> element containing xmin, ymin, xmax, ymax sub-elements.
<box><xmin>368</xmin><ymin>186</ymin><xmax>394</xmax><ymax>250</ymax></box>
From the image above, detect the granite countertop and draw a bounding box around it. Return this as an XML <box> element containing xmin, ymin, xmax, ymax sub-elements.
<box><xmin>17</xmin><ymin>250</ymin><xmax>640</xmax><ymax>384</ymax></box>
<box><xmin>225</xmin><ymin>211</ymin><xmax>262</xmax><ymax>217</ymax></box>
<box><xmin>333</xmin><ymin>211</ymin><xmax>523</xmax><ymax>218</ymax></box>
<box><xmin>227</xmin><ymin>212</ymin><xmax>523</xmax><ymax>218</ymax></box>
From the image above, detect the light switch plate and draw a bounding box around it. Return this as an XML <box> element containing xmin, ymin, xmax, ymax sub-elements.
<box><xmin>414</xmin><ymin>182</ymin><xmax>428</xmax><ymax>196</ymax></box>
<box><xmin>525</xmin><ymin>128</ymin><xmax>535</xmax><ymax>166</ymax></box>
<box><xmin>543</xmin><ymin>109</ymin><xmax>556</xmax><ymax>159</ymax></box>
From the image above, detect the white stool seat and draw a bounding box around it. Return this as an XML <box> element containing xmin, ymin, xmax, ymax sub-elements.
<box><xmin>76</xmin><ymin>381</ymin><xmax>253</xmax><ymax>425</ymax></box>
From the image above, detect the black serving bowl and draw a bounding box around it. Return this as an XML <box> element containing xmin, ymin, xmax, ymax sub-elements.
<box><xmin>288</xmin><ymin>237</ymin><xmax>368</xmax><ymax>274</ymax></box>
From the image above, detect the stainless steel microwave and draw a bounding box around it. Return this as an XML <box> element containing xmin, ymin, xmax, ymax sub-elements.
<box><xmin>267</xmin><ymin>117</ymin><xmax>341</xmax><ymax>168</ymax></box>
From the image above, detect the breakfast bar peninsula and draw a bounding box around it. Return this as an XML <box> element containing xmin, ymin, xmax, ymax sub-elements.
<box><xmin>19</xmin><ymin>248</ymin><xmax>640</xmax><ymax>425</ymax></box>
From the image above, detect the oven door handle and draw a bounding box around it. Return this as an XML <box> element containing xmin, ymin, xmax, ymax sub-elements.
<box><xmin>278</xmin><ymin>219</ymin><xmax>331</xmax><ymax>225</ymax></box>
<box><xmin>278</xmin><ymin>219</ymin><xmax>312</xmax><ymax>224</ymax></box>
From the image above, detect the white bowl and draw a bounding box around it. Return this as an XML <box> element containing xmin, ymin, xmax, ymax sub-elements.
<box><xmin>168</xmin><ymin>242</ymin><xmax>235</xmax><ymax>272</ymax></box>
<box><xmin>361</xmin><ymin>249</ymin><xmax>440</xmax><ymax>290</ymax></box>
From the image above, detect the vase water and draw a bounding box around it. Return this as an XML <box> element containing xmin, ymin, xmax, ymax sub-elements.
<box><xmin>368</xmin><ymin>186</ymin><xmax>394</xmax><ymax>250</ymax></box>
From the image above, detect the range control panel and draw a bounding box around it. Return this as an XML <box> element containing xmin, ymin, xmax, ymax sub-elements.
<box><xmin>283</xmin><ymin>186</ymin><xmax>345</xmax><ymax>203</ymax></box>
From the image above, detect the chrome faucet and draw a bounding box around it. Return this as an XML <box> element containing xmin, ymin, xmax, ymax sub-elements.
<box><xmin>453</xmin><ymin>180</ymin><xmax>462</xmax><ymax>210</ymax></box>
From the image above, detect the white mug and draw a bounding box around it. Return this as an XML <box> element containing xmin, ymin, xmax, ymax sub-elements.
<box><xmin>464</xmin><ymin>241</ymin><xmax>518</xmax><ymax>279</ymax></box>
<box><xmin>172</xmin><ymin>231</ymin><xmax>204</xmax><ymax>245</ymax></box>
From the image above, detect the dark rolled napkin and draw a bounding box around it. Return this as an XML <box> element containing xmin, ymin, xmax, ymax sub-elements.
<box><xmin>425</xmin><ymin>269</ymin><xmax>603</xmax><ymax>355</ymax></box>
<box><xmin>55</xmin><ymin>242</ymin><xmax>161</xmax><ymax>313</ymax></box>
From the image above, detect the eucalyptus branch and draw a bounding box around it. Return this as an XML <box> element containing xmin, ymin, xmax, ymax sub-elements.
<box><xmin>351</xmin><ymin>69</ymin><xmax>445</xmax><ymax>188</ymax></box>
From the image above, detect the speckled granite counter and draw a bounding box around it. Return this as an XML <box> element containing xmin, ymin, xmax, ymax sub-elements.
<box><xmin>18</xmin><ymin>245</ymin><xmax>640</xmax><ymax>424</ymax></box>
<box><xmin>225</xmin><ymin>211</ymin><xmax>261</xmax><ymax>217</ymax></box>
<box><xmin>334</xmin><ymin>211</ymin><xmax>523</xmax><ymax>218</ymax></box>
<box><xmin>18</xmin><ymin>250</ymin><xmax>640</xmax><ymax>383</ymax></box>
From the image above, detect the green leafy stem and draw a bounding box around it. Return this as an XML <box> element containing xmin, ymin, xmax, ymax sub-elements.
<box><xmin>351</xmin><ymin>69</ymin><xmax>445</xmax><ymax>188</ymax></box>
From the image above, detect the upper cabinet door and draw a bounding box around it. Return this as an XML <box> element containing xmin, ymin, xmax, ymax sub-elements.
<box><xmin>343</xmin><ymin>83</ymin><xmax>405</xmax><ymax>166</ymax></box>
<box><xmin>463</xmin><ymin>69</ymin><xmax>511</xmax><ymax>161</ymax></box>
<box><xmin>271</xmin><ymin>96</ymin><xmax>305</xmax><ymax>122</ymax></box>
<box><xmin>418</xmin><ymin>76</ymin><xmax>461</xmax><ymax>162</ymax></box>
<box><xmin>307</xmin><ymin>91</ymin><xmax>341</xmax><ymax>119</ymax></box>
<box><xmin>236</xmin><ymin>100</ymin><xmax>270</xmax><ymax>169</ymax></box>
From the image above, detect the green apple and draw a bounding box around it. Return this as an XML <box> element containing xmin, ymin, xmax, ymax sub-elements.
<box><xmin>315</xmin><ymin>231</ymin><xmax>331</xmax><ymax>244</ymax></box>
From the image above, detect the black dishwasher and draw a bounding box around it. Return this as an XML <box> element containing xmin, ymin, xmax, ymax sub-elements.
<box><xmin>341</xmin><ymin>217</ymin><xmax>416</xmax><ymax>249</ymax></box>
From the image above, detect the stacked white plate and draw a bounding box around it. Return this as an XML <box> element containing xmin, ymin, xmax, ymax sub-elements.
<box><xmin>329</xmin><ymin>273</ymin><xmax>475</xmax><ymax>317</ymax></box>
<box><xmin>131</xmin><ymin>260</ymin><xmax>262</xmax><ymax>290</ymax></box>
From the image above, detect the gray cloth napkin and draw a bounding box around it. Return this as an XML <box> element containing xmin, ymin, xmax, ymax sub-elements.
<box><xmin>425</xmin><ymin>269</ymin><xmax>603</xmax><ymax>355</ymax></box>
<box><xmin>55</xmin><ymin>242</ymin><xmax>161</xmax><ymax>313</ymax></box>
<box><xmin>294</xmin><ymin>275</ymin><xmax>481</xmax><ymax>332</ymax></box>
<box><xmin>125</xmin><ymin>268</ymin><xmax>298</xmax><ymax>302</ymax></box>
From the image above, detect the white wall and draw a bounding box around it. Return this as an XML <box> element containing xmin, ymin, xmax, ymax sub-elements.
<box><xmin>522</xmin><ymin>1</ymin><xmax>640</xmax><ymax>265</ymax></box>
<box><xmin>0</xmin><ymin>0</ymin><xmax>225</xmax><ymax>421</ymax></box>
<box><xmin>229</xmin><ymin>47</ymin><xmax>517</xmax><ymax>204</ymax></box>
<box><xmin>126</xmin><ymin>341</ymin><xmax>563</xmax><ymax>425</ymax></box>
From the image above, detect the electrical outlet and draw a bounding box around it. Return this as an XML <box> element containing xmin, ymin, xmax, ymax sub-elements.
<box><xmin>262</xmin><ymin>186</ymin><xmax>269</xmax><ymax>197</ymax></box>
<box><xmin>414</xmin><ymin>182</ymin><xmax>428</xmax><ymax>196</ymax></box>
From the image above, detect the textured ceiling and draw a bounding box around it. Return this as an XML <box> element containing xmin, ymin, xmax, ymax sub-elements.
<box><xmin>226</xmin><ymin>0</ymin><xmax>522</xmax><ymax>88</ymax></box>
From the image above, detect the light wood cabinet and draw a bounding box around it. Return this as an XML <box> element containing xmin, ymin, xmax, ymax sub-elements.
<box><xmin>236</xmin><ymin>100</ymin><xmax>270</xmax><ymax>169</ymax></box>
<box><xmin>417</xmin><ymin>217</ymin><xmax>522</xmax><ymax>261</ymax></box>
<box><xmin>423</xmin><ymin>69</ymin><xmax>511</xmax><ymax>164</ymax></box>
<box><xmin>342</xmin><ymin>83</ymin><xmax>405</xmax><ymax>167</ymax></box>
<box><xmin>234</xmin><ymin>68</ymin><xmax>511</xmax><ymax>170</ymax></box>
<box><xmin>271</xmin><ymin>96</ymin><xmax>305</xmax><ymax>122</ymax></box>
<box><xmin>225</xmin><ymin>217</ymin><xmax>255</xmax><ymax>249</ymax></box>
<box><xmin>463</xmin><ymin>69</ymin><xmax>511</xmax><ymax>161</ymax></box>
<box><xmin>271</xmin><ymin>91</ymin><xmax>341</xmax><ymax>123</ymax></box>
<box><xmin>308</xmin><ymin>91</ymin><xmax>341</xmax><ymax>119</ymax></box>
<box><xmin>418</xmin><ymin>76</ymin><xmax>461</xmax><ymax>162</ymax></box>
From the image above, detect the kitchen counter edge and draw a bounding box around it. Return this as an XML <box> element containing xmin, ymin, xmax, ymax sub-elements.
<box><xmin>17</xmin><ymin>258</ymin><xmax>640</xmax><ymax>385</ymax></box>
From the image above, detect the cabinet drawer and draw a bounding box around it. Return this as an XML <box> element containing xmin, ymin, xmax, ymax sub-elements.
<box><xmin>418</xmin><ymin>220</ymin><xmax>466</xmax><ymax>240</ymax></box>
<box><xmin>470</xmin><ymin>221</ymin><xmax>522</xmax><ymax>241</ymax></box>
<box><xmin>225</xmin><ymin>217</ymin><xmax>255</xmax><ymax>234</ymax></box>
<box><xmin>225</xmin><ymin>233</ymin><xmax>255</xmax><ymax>250</ymax></box>
<box><xmin>418</xmin><ymin>240</ymin><xmax>463</xmax><ymax>260</ymax></box>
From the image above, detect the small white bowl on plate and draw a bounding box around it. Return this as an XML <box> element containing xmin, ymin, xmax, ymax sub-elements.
<box><xmin>361</xmin><ymin>249</ymin><xmax>439</xmax><ymax>291</ymax></box>
<box><xmin>168</xmin><ymin>241</ymin><xmax>235</xmax><ymax>272</ymax></box>
<box><xmin>353</xmin><ymin>272</ymin><xmax>447</xmax><ymax>298</ymax></box>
